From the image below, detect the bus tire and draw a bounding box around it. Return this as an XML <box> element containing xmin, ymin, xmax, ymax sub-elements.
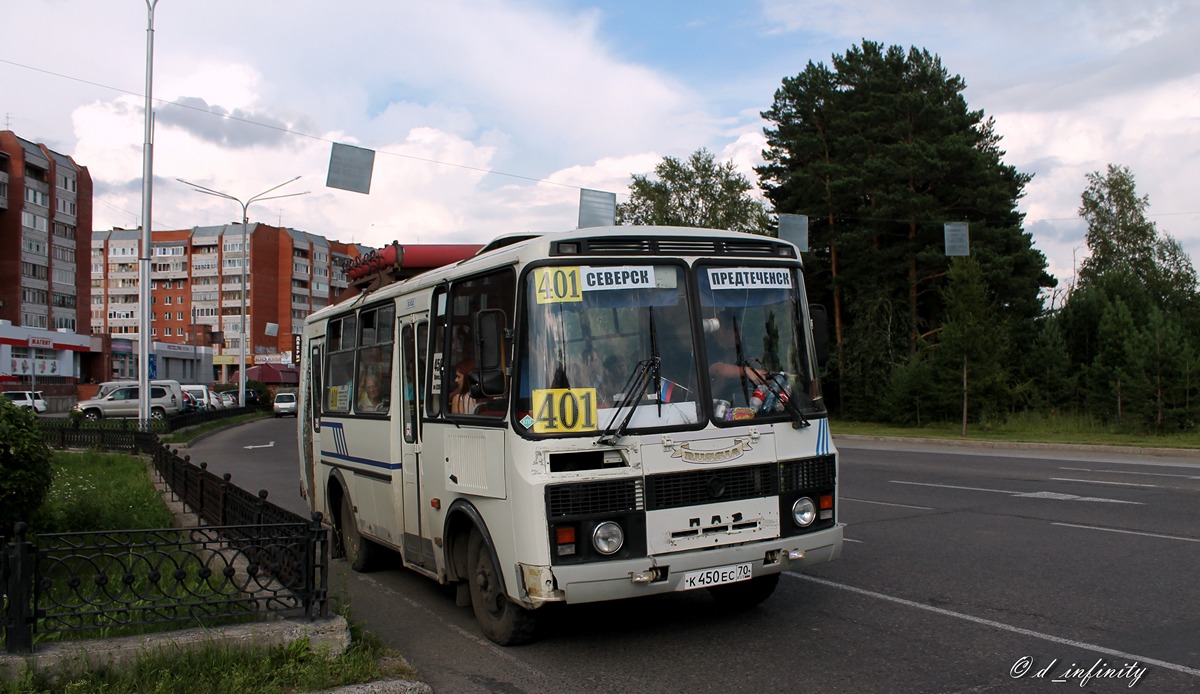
<box><xmin>708</xmin><ymin>573</ymin><xmax>780</xmax><ymax>609</ymax></box>
<box><xmin>340</xmin><ymin>498</ymin><xmax>380</xmax><ymax>572</ymax></box>
<box><xmin>467</xmin><ymin>528</ymin><xmax>537</xmax><ymax>646</ymax></box>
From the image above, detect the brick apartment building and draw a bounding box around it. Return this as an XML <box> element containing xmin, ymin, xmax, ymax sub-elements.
<box><xmin>3</xmin><ymin>129</ymin><xmax>367</xmax><ymax>403</ymax></box>
<box><xmin>0</xmin><ymin>131</ymin><xmax>93</xmax><ymax>407</ymax></box>
<box><xmin>91</xmin><ymin>224</ymin><xmax>364</xmax><ymax>384</ymax></box>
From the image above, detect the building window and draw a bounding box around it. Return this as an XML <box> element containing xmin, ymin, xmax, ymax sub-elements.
<box><xmin>21</xmin><ymin>211</ymin><xmax>49</xmax><ymax>232</ymax></box>
<box><xmin>21</xmin><ymin>262</ymin><xmax>48</xmax><ymax>280</ymax></box>
<box><xmin>24</xmin><ymin>188</ymin><xmax>49</xmax><ymax>207</ymax></box>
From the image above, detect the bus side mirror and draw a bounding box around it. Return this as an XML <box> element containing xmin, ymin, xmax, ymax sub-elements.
<box><xmin>809</xmin><ymin>304</ymin><xmax>830</xmax><ymax>368</ymax></box>
<box><xmin>474</xmin><ymin>309</ymin><xmax>508</xmax><ymax>397</ymax></box>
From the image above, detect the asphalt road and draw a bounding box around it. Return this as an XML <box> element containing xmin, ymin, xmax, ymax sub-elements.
<box><xmin>188</xmin><ymin>421</ymin><xmax>1200</xmax><ymax>693</ymax></box>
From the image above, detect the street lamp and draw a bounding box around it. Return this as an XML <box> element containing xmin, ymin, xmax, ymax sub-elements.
<box><xmin>176</xmin><ymin>176</ymin><xmax>308</xmax><ymax>408</ymax></box>
<box><xmin>138</xmin><ymin>0</ymin><xmax>160</xmax><ymax>425</ymax></box>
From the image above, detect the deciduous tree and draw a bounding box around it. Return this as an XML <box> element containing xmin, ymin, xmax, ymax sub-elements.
<box><xmin>615</xmin><ymin>148</ymin><xmax>772</xmax><ymax>234</ymax></box>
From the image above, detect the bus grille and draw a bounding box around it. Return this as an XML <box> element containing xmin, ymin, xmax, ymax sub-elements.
<box><xmin>780</xmin><ymin>455</ymin><xmax>837</xmax><ymax>492</ymax></box>
<box><xmin>546</xmin><ymin>479</ymin><xmax>643</xmax><ymax>519</ymax></box>
<box><xmin>645</xmin><ymin>463</ymin><xmax>778</xmax><ymax>510</ymax></box>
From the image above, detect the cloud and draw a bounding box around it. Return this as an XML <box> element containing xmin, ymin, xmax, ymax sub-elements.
<box><xmin>13</xmin><ymin>0</ymin><xmax>1200</xmax><ymax>296</ymax></box>
<box><xmin>155</xmin><ymin>97</ymin><xmax>294</xmax><ymax>148</ymax></box>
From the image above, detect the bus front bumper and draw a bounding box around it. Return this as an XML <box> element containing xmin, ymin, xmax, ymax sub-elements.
<box><xmin>522</xmin><ymin>523</ymin><xmax>843</xmax><ymax>605</ymax></box>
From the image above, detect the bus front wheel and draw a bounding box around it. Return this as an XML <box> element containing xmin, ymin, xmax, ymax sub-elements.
<box><xmin>339</xmin><ymin>498</ymin><xmax>379</xmax><ymax>572</ymax></box>
<box><xmin>466</xmin><ymin>528</ymin><xmax>537</xmax><ymax>646</ymax></box>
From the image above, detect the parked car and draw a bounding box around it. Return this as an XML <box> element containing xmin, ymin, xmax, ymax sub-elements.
<box><xmin>181</xmin><ymin>385</ymin><xmax>222</xmax><ymax>411</ymax></box>
<box><xmin>181</xmin><ymin>390</ymin><xmax>200</xmax><ymax>413</ymax></box>
<box><xmin>73</xmin><ymin>385</ymin><xmax>181</xmax><ymax>420</ymax></box>
<box><xmin>242</xmin><ymin>389</ymin><xmax>261</xmax><ymax>407</ymax></box>
<box><xmin>3</xmin><ymin>390</ymin><xmax>48</xmax><ymax>414</ymax></box>
<box><xmin>97</xmin><ymin>379</ymin><xmax>185</xmax><ymax>411</ymax></box>
<box><xmin>219</xmin><ymin>391</ymin><xmax>236</xmax><ymax>408</ymax></box>
<box><xmin>273</xmin><ymin>391</ymin><xmax>297</xmax><ymax>417</ymax></box>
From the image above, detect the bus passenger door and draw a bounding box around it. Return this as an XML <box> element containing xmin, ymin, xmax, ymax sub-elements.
<box><xmin>400</xmin><ymin>318</ymin><xmax>435</xmax><ymax>569</ymax></box>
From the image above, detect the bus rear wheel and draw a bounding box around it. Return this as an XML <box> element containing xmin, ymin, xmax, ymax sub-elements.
<box><xmin>466</xmin><ymin>528</ymin><xmax>537</xmax><ymax>646</ymax></box>
<box><xmin>339</xmin><ymin>498</ymin><xmax>380</xmax><ymax>572</ymax></box>
<box><xmin>708</xmin><ymin>573</ymin><xmax>780</xmax><ymax>609</ymax></box>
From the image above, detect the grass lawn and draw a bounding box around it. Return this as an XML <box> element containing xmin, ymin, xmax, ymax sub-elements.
<box><xmin>830</xmin><ymin>412</ymin><xmax>1200</xmax><ymax>450</ymax></box>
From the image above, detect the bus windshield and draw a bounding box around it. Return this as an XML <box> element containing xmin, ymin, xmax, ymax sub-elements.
<box><xmin>516</xmin><ymin>263</ymin><xmax>702</xmax><ymax>437</ymax></box>
<box><xmin>697</xmin><ymin>264</ymin><xmax>825</xmax><ymax>424</ymax></box>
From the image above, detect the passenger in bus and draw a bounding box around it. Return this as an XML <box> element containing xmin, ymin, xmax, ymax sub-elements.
<box><xmin>570</xmin><ymin>346</ymin><xmax>605</xmax><ymax>394</ymax></box>
<box><xmin>357</xmin><ymin>365</ymin><xmax>389</xmax><ymax>412</ymax></box>
<box><xmin>707</xmin><ymin>312</ymin><xmax>749</xmax><ymax>403</ymax></box>
<box><xmin>599</xmin><ymin>353</ymin><xmax>628</xmax><ymax>407</ymax></box>
<box><xmin>449</xmin><ymin>359</ymin><xmax>478</xmax><ymax>414</ymax></box>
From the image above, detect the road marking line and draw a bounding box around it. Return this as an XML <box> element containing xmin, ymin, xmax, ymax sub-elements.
<box><xmin>891</xmin><ymin>480</ymin><xmax>1143</xmax><ymax>504</ymax></box>
<box><xmin>1052</xmin><ymin>522</ymin><xmax>1200</xmax><ymax>543</ymax></box>
<box><xmin>843</xmin><ymin>538</ymin><xmax>864</xmax><ymax>543</ymax></box>
<box><xmin>1060</xmin><ymin>466</ymin><xmax>1200</xmax><ymax>480</ymax></box>
<box><xmin>785</xmin><ymin>572</ymin><xmax>1200</xmax><ymax>680</ymax></box>
<box><xmin>1051</xmin><ymin>477</ymin><xmax>1157</xmax><ymax>488</ymax></box>
<box><xmin>842</xmin><ymin>497</ymin><xmax>935</xmax><ymax>511</ymax></box>
<box><xmin>891</xmin><ymin>480</ymin><xmax>1016</xmax><ymax>494</ymax></box>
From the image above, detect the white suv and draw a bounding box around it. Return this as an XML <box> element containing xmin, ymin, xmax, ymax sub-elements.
<box><xmin>3</xmin><ymin>391</ymin><xmax>48</xmax><ymax>414</ymax></box>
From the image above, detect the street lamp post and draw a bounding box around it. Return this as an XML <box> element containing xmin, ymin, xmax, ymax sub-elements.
<box><xmin>176</xmin><ymin>177</ymin><xmax>308</xmax><ymax>408</ymax></box>
<box><xmin>138</xmin><ymin>0</ymin><xmax>160</xmax><ymax>424</ymax></box>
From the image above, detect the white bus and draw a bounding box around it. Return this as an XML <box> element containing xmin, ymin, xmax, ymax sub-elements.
<box><xmin>298</xmin><ymin>226</ymin><xmax>842</xmax><ymax>644</ymax></box>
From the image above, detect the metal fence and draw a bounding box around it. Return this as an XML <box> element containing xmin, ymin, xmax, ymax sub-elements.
<box><xmin>2</xmin><ymin>421</ymin><xmax>329</xmax><ymax>654</ymax></box>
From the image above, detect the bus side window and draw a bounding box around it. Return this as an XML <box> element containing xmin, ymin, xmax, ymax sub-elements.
<box><xmin>324</xmin><ymin>314</ymin><xmax>357</xmax><ymax>413</ymax></box>
<box><xmin>426</xmin><ymin>287</ymin><xmax>448</xmax><ymax>418</ymax></box>
<box><xmin>446</xmin><ymin>269</ymin><xmax>515</xmax><ymax>417</ymax></box>
<box><xmin>355</xmin><ymin>304</ymin><xmax>394</xmax><ymax>414</ymax></box>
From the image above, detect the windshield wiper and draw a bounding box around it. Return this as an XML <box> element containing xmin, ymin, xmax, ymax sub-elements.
<box><xmin>597</xmin><ymin>356</ymin><xmax>660</xmax><ymax>446</ymax></box>
<box><xmin>732</xmin><ymin>314</ymin><xmax>751</xmax><ymax>405</ymax></box>
<box><xmin>649</xmin><ymin>306</ymin><xmax>662</xmax><ymax>417</ymax></box>
<box><xmin>741</xmin><ymin>356</ymin><xmax>811</xmax><ymax>429</ymax></box>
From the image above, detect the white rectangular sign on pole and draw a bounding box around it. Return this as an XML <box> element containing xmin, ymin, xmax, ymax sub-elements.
<box><xmin>944</xmin><ymin>221</ymin><xmax>970</xmax><ymax>256</ymax></box>
<box><xmin>778</xmin><ymin>214</ymin><xmax>809</xmax><ymax>252</ymax></box>
<box><xmin>326</xmin><ymin>143</ymin><xmax>375</xmax><ymax>194</ymax></box>
<box><xmin>578</xmin><ymin>189</ymin><xmax>616</xmax><ymax>228</ymax></box>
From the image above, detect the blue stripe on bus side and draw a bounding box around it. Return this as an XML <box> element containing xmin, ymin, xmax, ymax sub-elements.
<box><xmin>318</xmin><ymin>420</ymin><xmax>401</xmax><ymax>470</ymax></box>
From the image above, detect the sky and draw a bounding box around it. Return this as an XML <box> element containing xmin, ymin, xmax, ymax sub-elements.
<box><xmin>4</xmin><ymin>0</ymin><xmax>1199</xmax><ymax>300</ymax></box>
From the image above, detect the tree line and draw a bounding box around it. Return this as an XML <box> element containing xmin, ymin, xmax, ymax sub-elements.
<box><xmin>616</xmin><ymin>40</ymin><xmax>1199</xmax><ymax>433</ymax></box>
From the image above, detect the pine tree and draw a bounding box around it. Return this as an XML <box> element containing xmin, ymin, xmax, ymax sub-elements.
<box><xmin>759</xmin><ymin>41</ymin><xmax>1053</xmax><ymax>418</ymax></box>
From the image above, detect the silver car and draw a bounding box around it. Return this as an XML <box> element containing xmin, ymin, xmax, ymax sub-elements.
<box><xmin>73</xmin><ymin>385</ymin><xmax>180</xmax><ymax>420</ymax></box>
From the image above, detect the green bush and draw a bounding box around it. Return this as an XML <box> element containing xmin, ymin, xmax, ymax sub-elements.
<box><xmin>0</xmin><ymin>399</ymin><xmax>54</xmax><ymax>536</ymax></box>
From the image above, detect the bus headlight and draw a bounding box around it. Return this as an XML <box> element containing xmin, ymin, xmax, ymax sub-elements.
<box><xmin>592</xmin><ymin>521</ymin><xmax>625</xmax><ymax>555</ymax></box>
<box><xmin>791</xmin><ymin>497</ymin><xmax>817</xmax><ymax>527</ymax></box>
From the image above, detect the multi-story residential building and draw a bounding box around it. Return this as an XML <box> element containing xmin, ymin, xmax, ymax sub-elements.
<box><xmin>0</xmin><ymin>131</ymin><xmax>93</xmax><ymax>403</ymax></box>
<box><xmin>91</xmin><ymin>223</ymin><xmax>362</xmax><ymax>383</ymax></box>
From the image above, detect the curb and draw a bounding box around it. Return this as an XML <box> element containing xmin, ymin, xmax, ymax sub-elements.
<box><xmin>313</xmin><ymin>680</ymin><xmax>434</xmax><ymax>694</ymax></box>
<box><xmin>0</xmin><ymin>616</ymin><xmax>350</xmax><ymax>684</ymax></box>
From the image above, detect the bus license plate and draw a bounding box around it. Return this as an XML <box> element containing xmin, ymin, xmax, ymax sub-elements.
<box><xmin>679</xmin><ymin>563</ymin><xmax>752</xmax><ymax>591</ymax></box>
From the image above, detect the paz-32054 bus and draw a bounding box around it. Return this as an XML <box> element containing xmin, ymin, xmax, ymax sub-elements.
<box><xmin>298</xmin><ymin>226</ymin><xmax>842</xmax><ymax>644</ymax></box>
